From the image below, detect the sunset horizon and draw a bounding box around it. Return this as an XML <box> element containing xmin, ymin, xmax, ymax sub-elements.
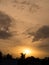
<box><xmin>0</xmin><ymin>0</ymin><xmax>49</xmax><ymax>59</ymax></box>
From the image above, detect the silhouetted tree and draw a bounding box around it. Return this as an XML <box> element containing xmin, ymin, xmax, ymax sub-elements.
<box><xmin>17</xmin><ymin>53</ymin><xmax>26</xmax><ymax>65</ymax></box>
<box><xmin>20</xmin><ymin>53</ymin><xmax>26</xmax><ymax>59</ymax></box>
<box><xmin>0</xmin><ymin>51</ymin><xmax>49</xmax><ymax>65</ymax></box>
<box><xmin>4</xmin><ymin>54</ymin><xmax>12</xmax><ymax>60</ymax></box>
<box><xmin>0</xmin><ymin>52</ymin><xmax>3</xmax><ymax>59</ymax></box>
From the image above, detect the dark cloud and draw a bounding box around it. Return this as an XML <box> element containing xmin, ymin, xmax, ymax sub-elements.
<box><xmin>0</xmin><ymin>11</ymin><xmax>13</xmax><ymax>39</ymax></box>
<box><xmin>0</xmin><ymin>11</ymin><xmax>12</xmax><ymax>29</ymax></box>
<box><xmin>38</xmin><ymin>44</ymin><xmax>49</xmax><ymax>48</ymax></box>
<box><xmin>36</xmin><ymin>39</ymin><xmax>49</xmax><ymax>52</ymax></box>
<box><xmin>0</xmin><ymin>31</ymin><xmax>12</xmax><ymax>39</ymax></box>
<box><xmin>24</xmin><ymin>25</ymin><xmax>49</xmax><ymax>42</ymax></box>
<box><xmin>33</xmin><ymin>26</ymin><xmax>49</xmax><ymax>42</ymax></box>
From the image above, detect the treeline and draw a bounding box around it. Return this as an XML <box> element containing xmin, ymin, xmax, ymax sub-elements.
<box><xmin>0</xmin><ymin>52</ymin><xmax>49</xmax><ymax>65</ymax></box>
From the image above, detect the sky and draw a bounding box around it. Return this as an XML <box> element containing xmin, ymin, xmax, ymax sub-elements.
<box><xmin>0</xmin><ymin>0</ymin><xmax>49</xmax><ymax>58</ymax></box>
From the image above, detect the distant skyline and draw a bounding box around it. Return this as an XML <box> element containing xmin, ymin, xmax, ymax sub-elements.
<box><xmin>0</xmin><ymin>0</ymin><xmax>49</xmax><ymax>58</ymax></box>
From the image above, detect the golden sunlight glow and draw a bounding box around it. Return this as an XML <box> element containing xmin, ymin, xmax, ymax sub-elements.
<box><xmin>22</xmin><ymin>48</ymin><xmax>32</xmax><ymax>55</ymax></box>
<box><xmin>12</xmin><ymin>46</ymin><xmax>36</xmax><ymax>57</ymax></box>
<box><xmin>23</xmin><ymin>49</ymin><xmax>30</xmax><ymax>54</ymax></box>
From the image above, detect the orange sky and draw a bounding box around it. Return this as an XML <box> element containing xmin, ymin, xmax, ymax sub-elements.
<box><xmin>0</xmin><ymin>0</ymin><xmax>49</xmax><ymax>58</ymax></box>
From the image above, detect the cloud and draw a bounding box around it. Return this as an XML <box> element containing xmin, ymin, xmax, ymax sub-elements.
<box><xmin>0</xmin><ymin>11</ymin><xmax>12</xmax><ymax>28</ymax></box>
<box><xmin>0</xmin><ymin>31</ymin><xmax>12</xmax><ymax>39</ymax></box>
<box><xmin>24</xmin><ymin>25</ymin><xmax>49</xmax><ymax>55</ymax></box>
<box><xmin>12</xmin><ymin>0</ymin><xmax>40</xmax><ymax>13</ymax></box>
<box><xmin>24</xmin><ymin>25</ymin><xmax>49</xmax><ymax>42</ymax></box>
<box><xmin>34</xmin><ymin>39</ymin><xmax>49</xmax><ymax>52</ymax></box>
<box><xmin>32</xmin><ymin>26</ymin><xmax>49</xmax><ymax>42</ymax></box>
<box><xmin>0</xmin><ymin>11</ymin><xmax>13</xmax><ymax>39</ymax></box>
